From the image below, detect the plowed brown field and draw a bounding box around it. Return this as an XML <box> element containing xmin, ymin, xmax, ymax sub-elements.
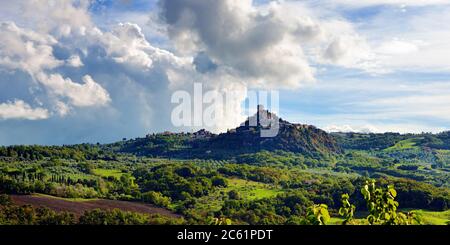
<box><xmin>10</xmin><ymin>194</ymin><xmax>182</xmax><ymax>218</ymax></box>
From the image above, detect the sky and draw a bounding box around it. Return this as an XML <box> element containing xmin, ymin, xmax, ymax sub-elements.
<box><xmin>1</xmin><ymin>0</ymin><xmax>450</xmax><ymax>145</ymax></box>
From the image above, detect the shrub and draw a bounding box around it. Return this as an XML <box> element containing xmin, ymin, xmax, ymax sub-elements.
<box><xmin>142</xmin><ymin>191</ymin><xmax>171</xmax><ymax>208</ymax></box>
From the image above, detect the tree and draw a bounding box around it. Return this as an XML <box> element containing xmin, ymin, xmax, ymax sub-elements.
<box><xmin>338</xmin><ymin>193</ymin><xmax>355</xmax><ymax>225</ymax></box>
<box><xmin>211</xmin><ymin>176</ymin><xmax>228</xmax><ymax>187</ymax></box>
<box><xmin>228</xmin><ymin>190</ymin><xmax>241</xmax><ymax>200</ymax></box>
<box><xmin>305</xmin><ymin>204</ymin><xmax>330</xmax><ymax>225</ymax></box>
<box><xmin>78</xmin><ymin>209</ymin><xmax>149</xmax><ymax>225</ymax></box>
<box><xmin>360</xmin><ymin>180</ymin><xmax>421</xmax><ymax>225</ymax></box>
<box><xmin>142</xmin><ymin>191</ymin><xmax>171</xmax><ymax>207</ymax></box>
<box><xmin>78</xmin><ymin>162</ymin><xmax>94</xmax><ymax>174</ymax></box>
<box><xmin>0</xmin><ymin>194</ymin><xmax>11</xmax><ymax>206</ymax></box>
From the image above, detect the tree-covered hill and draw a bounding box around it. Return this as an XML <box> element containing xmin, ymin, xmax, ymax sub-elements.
<box><xmin>110</xmin><ymin>107</ymin><xmax>342</xmax><ymax>159</ymax></box>
<box><xmin>332</xmin><ymin>131</ymin><xmax>450</xmax><ymax>151</ymax></box>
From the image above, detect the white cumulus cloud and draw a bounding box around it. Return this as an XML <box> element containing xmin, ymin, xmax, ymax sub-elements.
<box><xmin>36</xmin><ymin>73</ymin><xmax>111</xmax><ymax>107</ymax></box>
<box><xmin>66</xmin><ymin>55</ymin><xmax>83</xmax><ymax>67</ymax></box>
<box><xmin>0</xmin><ymin>22</ymin><xmax>61</xmax><ymax>74</ymax></box>
<box><xmin>0</xmin><ymin>20</ymin><xmax>112</xmax><ymax>115</ymax></box>
<box><xmin>0</xmin><ymin>100</ymin><xmax>49</xmax><ymax>120</ymax></box>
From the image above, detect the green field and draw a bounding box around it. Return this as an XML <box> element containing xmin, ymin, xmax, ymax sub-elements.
<box><xmin>64</xmin><ymin>173</ymin><xmax>96</xmax><ymax>181</ymax></box>
<box><xmin>329</xmin><ymin>209</ymin><xmax>450</xmax><ymax>225</ymax></box>
<box><xmin>413</xmin><ymin>209</ymin><xmax>450</xmax><ymax>225</ymax></box>
<box><xmin>385</xmin><ymin>138</ymin><xmax>422</xmax><ymax>151</ymax></box>
<box><xmin>92</xmin><ymin>168</ymin><xmax>125</xmax><ymax>179</ymax></box>
<box><xmin>225</xmin><ymin>178</ymin><xmax>283</xmax><ymax>200</ymax></box>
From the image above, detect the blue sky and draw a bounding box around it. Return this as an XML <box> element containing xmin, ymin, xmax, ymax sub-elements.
<box><xmin>1</xmin><ymin>0</ymin><xmax>450</xmax><ymax>145</ymax></box>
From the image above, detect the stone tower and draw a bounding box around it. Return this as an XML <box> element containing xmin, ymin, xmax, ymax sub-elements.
<box><xmin>256</xmin><ymin>104</ymin><xmax>265</xmax><ymax>126</ymax></box>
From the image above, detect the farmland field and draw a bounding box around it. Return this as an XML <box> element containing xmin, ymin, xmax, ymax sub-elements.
<box><xmin>10</xmin><ymin>194</ymin><xmax>182</xmax><ymax>219</ymax></box>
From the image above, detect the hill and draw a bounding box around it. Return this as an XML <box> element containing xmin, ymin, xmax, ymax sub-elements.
<box><xmin>111</xmin><ymin>105</ymin><xmax>342</xmax><ymax>159</ymax></box>
<box><xmin>331</xmin><ymin>131</ymin><xmax>450</xmax><ymax>151</ymax></box>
